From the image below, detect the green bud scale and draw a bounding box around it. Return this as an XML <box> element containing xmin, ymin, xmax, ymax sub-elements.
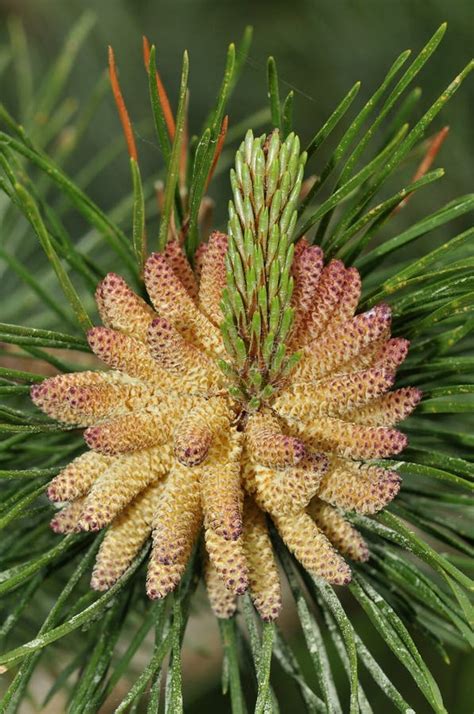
<box><xmin>221</xmin><ymin>129</ymin><xmax>306</xmax><ymax>407</ymax></box>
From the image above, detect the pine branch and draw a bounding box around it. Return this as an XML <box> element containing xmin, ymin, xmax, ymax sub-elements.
<box><xmin>0</xmin><ymin>16</ymin><xmax>472</xmax><ymax>714</ymax></box>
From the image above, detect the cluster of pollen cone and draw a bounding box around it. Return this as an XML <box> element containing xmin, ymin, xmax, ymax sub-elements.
<box><xmin>31</xmin><ymin>130</ymin><xmax>421</xmax><ymax>621</ymax></box>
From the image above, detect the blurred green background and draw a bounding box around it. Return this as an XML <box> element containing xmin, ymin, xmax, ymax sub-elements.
<box><xmin>0</xmin><ymin>0</ymin><xmax>472</xmax><ymax>711</ymax></box>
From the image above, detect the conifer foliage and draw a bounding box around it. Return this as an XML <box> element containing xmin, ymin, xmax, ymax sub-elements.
<box><xmin>0</xmin><ymin>15</ymin><xmax>472</xmax><ymax>713</ymax></box>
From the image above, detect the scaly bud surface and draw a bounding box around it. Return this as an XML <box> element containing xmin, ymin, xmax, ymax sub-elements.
<box><xmin>221</xmin><ymin>130</ymin><xmax>307</xmax><ymax>408</ymax></box>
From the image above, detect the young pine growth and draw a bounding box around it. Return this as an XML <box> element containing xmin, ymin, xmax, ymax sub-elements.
<box><xmin>2</xmin><ymin>20</ymin><xmax>473</xmax><ymax>712</ymax></box>
<box><xmin>31</xmin><ymin>128</ymin><xmax>421</xmax><ymax>622</ymax></box>
<box><xmin>221</xmin><ymin>129</ymin><xmax>306</xmax><ymax>409</ymax></box>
